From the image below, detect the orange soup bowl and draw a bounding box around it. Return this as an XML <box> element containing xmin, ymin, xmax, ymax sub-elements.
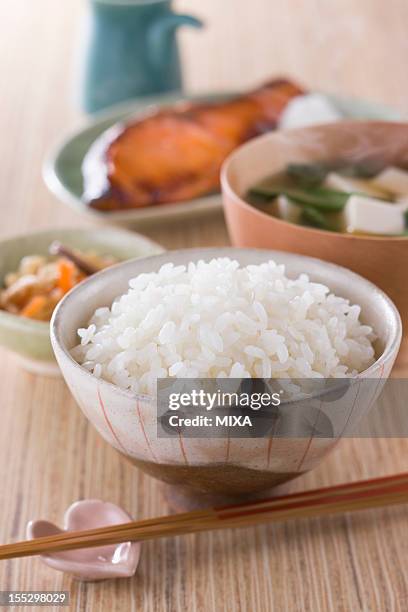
<box><xmin>221</xmin><ymin>121</ymin><xmax>408</xmax><ymax>364</ymax></box>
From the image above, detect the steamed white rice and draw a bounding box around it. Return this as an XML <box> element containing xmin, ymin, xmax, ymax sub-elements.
<box><xmin>72</xmin><ymin>258</ymin><xmax>376</xmax><ymax>395</ymax></box>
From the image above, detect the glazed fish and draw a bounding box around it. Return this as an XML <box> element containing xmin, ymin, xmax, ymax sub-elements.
<box><xmin>82</xmin><ymin>79</ymin><xmax>304</xmax><ymax>211</ymax></box>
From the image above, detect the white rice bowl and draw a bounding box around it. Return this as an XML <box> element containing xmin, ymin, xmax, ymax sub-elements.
<box><xmin>71</xmin><ymin>258</ymin><xmax>376</xmax><ymax>395</ymax></box>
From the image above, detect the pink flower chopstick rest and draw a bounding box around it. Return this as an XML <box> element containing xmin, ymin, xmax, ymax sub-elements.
<box><xmin>27</xmin><ymin>499</ymin><xmax>141</xmax><ymax>581</ymax></box>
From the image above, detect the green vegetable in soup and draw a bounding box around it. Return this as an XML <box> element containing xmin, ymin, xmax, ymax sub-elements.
<box><xmin>286</xmin><ymin>163</ymin><xmax>328</xmax><ymax>187</ymax></box>
<box><xmin>337</xmin><ymin>160</ymin><xmax>384</xmax><ymax>179</ymax></box>
<box><xmin>286</xmin><ymin>160</ymin><xmax>382</xmax><ymax>185</ymax></box>
<box><xmin>300</xmin><ymin>206</ymin><xmax>332</xmax><ymax>230</ymax></box>
<box><xmin>249</xmin><ymin>184</ymin><xmax>349</xmax><ymax>212</ymax></box>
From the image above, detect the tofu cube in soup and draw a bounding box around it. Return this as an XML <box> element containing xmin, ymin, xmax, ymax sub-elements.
<box><xmin>276</xmin><ymin>195</ymin><xmax>301</xmax><ymax>223</ymax></box>
<box><xmin>345</xmin><ymin>195</ymin><xmax>407</xmax><ymax>235</ymax></box>
<box><xmin>371</xmin><ymin>167</ymin><xmax>408</xmax><ymax>196</ymax></box>
<box><xmin>325</xmin><ymin>173</ymin><xmax>390</xmax><ymax>199</ymax></box>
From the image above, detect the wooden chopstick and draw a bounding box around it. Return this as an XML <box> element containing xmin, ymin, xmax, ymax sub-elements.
<box><xmin>1</xmin><ymin>472</ymin><xmax>408</xmax><ymax>561</ymax></box>
<box><xmin>12</xmin><ymin>471</ymin><xmax>408</xmax><ymax>544</ymax></box>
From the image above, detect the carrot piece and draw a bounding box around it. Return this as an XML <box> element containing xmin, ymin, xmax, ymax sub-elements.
<box><xmin>57</xmin><ymin>259</ymin><xmax>76</xmax><ymax>293</ymax></box>
<box><xmin>20</xmin><ymin>295</ymin><xmax>48</xmax><ymax>319</ymax></box>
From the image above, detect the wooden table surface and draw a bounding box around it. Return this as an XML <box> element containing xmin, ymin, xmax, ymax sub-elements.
<box><xmin>1</xmin><ymin>1</ymin><xmax>408</xmax><ymax>610</ymax></box>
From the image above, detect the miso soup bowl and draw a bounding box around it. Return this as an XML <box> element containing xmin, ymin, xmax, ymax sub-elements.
<box><xmin>221</xmin><ymin>121</ymin><xmax>408</xmax><ymax>363</ymax></box>
<box><xmin>50</xmin><ymin>248</ymin><xmax>401</xmax><ymax>507</ymax></box>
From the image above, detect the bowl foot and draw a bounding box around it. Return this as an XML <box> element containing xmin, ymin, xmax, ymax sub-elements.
<box><xmin>124</xmin><ymin>455</ymin><xmax>305</xmax><ymax>511</ymax></box>
<box><xmin>161</xmin><ymin>480</ymin><xmax>297</xmax><ymax>512</ymax></box>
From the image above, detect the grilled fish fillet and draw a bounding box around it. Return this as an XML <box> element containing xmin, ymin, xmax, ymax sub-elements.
<box><xmin>82</xmin><ymin>79</ymin><xmax>304</xmax><ymax>211</ymax></box>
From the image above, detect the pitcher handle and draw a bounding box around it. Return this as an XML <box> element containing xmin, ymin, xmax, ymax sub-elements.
<box><xmin>147</xmin><ymin>14</ymin><xmax>203</xmax><ymax>71</ymax></box>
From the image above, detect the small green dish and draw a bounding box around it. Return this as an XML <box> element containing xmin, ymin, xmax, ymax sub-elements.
<box><xmin>44</xmin><ymin>91</ymin><xmax>402</xmax><ymax>229</ymax></box>
<box><xmin>0</xmin><ymin>227</ymin><xmax>163</xmax><ymax>376</ymax></box>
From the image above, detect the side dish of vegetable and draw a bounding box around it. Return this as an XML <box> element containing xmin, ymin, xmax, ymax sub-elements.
<box><xmin>0</xmin><ymin>243</ymin><xmax>118</xmax><ymax>321</ymax></box>
<box><xmin>247</xmin><ymin>162</ymin><xmax>408</xmax><ymax>236</ymax></box>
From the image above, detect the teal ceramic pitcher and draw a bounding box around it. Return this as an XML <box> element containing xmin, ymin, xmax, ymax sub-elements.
<box><xmin>82</xmin><ymin>0</ymin><xmax>203</xmax><ymax>113</ymax></box>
